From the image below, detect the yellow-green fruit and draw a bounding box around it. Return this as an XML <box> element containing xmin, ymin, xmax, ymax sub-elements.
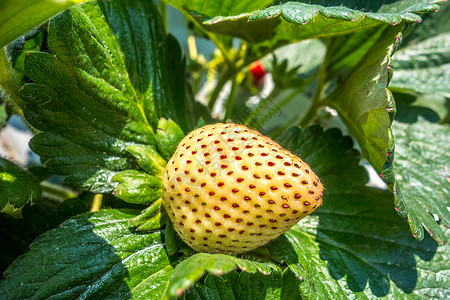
<box><xmin>163</xmin><ymin>123</ymin><xmax>323</xmax><ymax>254</ymax></box>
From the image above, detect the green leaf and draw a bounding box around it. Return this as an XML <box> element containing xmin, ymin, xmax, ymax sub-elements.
<box><xmin>0</xmin><ymin>101</ymin><xmax>7</xmax><ymax>128</ymax></box>
<box><xmin>7</xmin><ymin>24</ymin><xmax>46</xmax><ymax>83</ymax></box>
<box><xmin>163</xmin><ymin>0</ymin><xmax>273</xmax><ymax>18</ymax></box>
<box><xmin>390</xmin><ymin>33</ymin><xmax>450</xmax><ymax>96</ymax></box>
<box><xmin>156</xmin><ymin>118</ymin><xmax>185</xmax><ymax>161</ymax></box>
<box><xmin>112</xmin><ymin>170</ymin><xmax>163</xmax><ymax>204</ymax></box>
<box><xmin>165</xmin><ymin>220</ymin><xmax>183</xmax><ymax>257</ymax></box>
<box><xmin>0</xmin><ymin>0</ymin><xmax>86</xmax><ymax>48</ymax></box>
<box><xmin>0</xmin><ymin>158</ymin><xmax>41</xmax><ymax>215</ymax></box>
<box><xmin>401</xmin><ymin>2</ymin><xmax>450</xmax><ymax>46</ymax></box>
<box><xmin>392</xmin><ymin>118</ymin><xmax>450</xmax><ymax>245</ymax></box>
<box><xmin>272</xmin><ymin>125</ymin><xmax>449</xmax><ymax>298</ymax></box>
<box><xmin>322</xmin><ymin>24</ymin><xmax>402</xmax><ymax>174</ymax></box>
<box><xmin>166</xmin><ymin>253</ymin><xmax>279</xmax><ymax>298</ymax></box>
<box><xmin>0</xmin><ymin>201</ymin><xmax>56</xmax><ymax>275</ymax></box>
<box><xmin>20</xmin><ymin>0</ymin><xmax>201</xmax><ymax>192</ymax></box>
<box><xmin>126</xmin><ymin>145</ymin><xmax>167</xmax><ymax>177</ymax></box>
<box><xmin>0</xmin><ymin>209</ymin><xmax>175</xmax><ymax>299</ymax></box>
<box><xmin>394</xmin><ymin>92</ymin><xmax>449</xmax><ymax>124</ymax></box>
<box><xmin>181</xmin><ymin>1</ymin><xmax>443</xmax><ymax>48</ymax></box>
<box><xmin>0</xmin><ymin>198</ymin><xmax>89</xmax><ymax>275</ymax></box>
<box><xmin>183</xmin><ymin>268</ymin><xmax>301</xmax><ymax>300</ymax></box>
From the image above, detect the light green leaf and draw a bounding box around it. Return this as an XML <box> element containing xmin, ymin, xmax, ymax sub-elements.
<box><xmin>20</xmin><ymin>0</ymin><xmax>202</xmax><ymax>193</ymax></box>
<box><xmin>126</xmin><ymin>145</ymin><xmax>167</xmax><ymax>177</ymax></box>
<box><xmin>181</xmin><ymin>1</ymin><xmax>443</xmax><ymax>48</ymax></box>
<box><xmin>112</xmin><ymin>170</ymin><xmax>163</xmax><ymax>204</ymax></box>
<box><xmin>166</xmin><ymin>253</ymin><xmax>279</xmax><ymax>298</ymax></box>
<box><xmin>0</xmin><ymin>209</ymin><xmax>175</xmax><ymax>299</ymax></box>
<box><xmin>156</xmin><ymin>118</ymin><xmax>186</xmax><ymax>161</ymax></box>
<box><xmin>323</xmin><ymin>24</ymin><xmax>401</xmax><ymax>174</ymax></box>
<box><xmin>182</xmin><ymin>268</ymin><xmax>301</xmax><ymax>300</ymax></box>
<box><xmin>392</xmin><ymin>118</ymin><xmax>450</xmax><ymax>245</ymax></box>
<box><xmin>0</xmin><ymin>0</ymin><xmax>86</xmax><ymax>48</ymax></box>
<box><xmin>390</xmin><ymin>33</ymin><xmax>450</xmax><ymax>96</ymax></box>
<box><xmin>272</xmin><ymin>125</ymin><xmax>449</xmax><ymax>298</ymax></box>
<box><xmin>0</xmin><ymin>158</ymin><xmax>41</xmax><ymax>215</ymax></box>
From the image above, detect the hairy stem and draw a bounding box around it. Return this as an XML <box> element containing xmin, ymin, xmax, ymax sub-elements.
<box><xmin>256</xmin><ymin>88</ymin><xmax>300</xmax><ymax>127</ymax></box>
<box><xmin>223</xmin><ymin>74</ymin><xmax>238</xmax><ymax>121</ymax></box>
<box><xmin>244</xmin><ymin>87</ymin><xmax>279</xmax><ymax>126</ymax></box>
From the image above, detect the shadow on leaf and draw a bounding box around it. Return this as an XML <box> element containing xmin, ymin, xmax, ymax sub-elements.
<box><xmin>0</xmin><ymin>209</ymin><xmax>174</xmax><ymax>299</ymax></box>
<box><xmin>315</xmin><ymin>187</ymin><xmax>438</xmax><ymax>296</ymax></box>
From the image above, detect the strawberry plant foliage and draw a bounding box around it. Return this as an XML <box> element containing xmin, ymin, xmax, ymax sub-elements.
<box><xmin>0</xmin><ymin>158</ymin><xmax>41</xmax><ymax>214</ymax></box>
<box><xmin>0</xmin><ymin>0</ymin><xmax>449</xmax><ymax>299</ymax></box>
<box><xmin>182</xmin><ymin>269</ymin><xmax>301</xmax><ymax>300</ymax></box>
<box><xmin>19</xmin><ymin>0</ymin><xmax>209</xmax><ymax>193</ymax></box>
<box><xmin>0</xmin><ymin>209</ymin><xmax>175</xmax><ymax>299</ymax></box>
<box><xmin>272</xmin><ymin>126</ymin><xmax>449</xmax><ymax>298</ymax></box>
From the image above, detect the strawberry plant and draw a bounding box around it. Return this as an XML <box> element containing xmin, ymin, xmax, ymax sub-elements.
<box><xmin>0</xmin><ymin>0</ymin><xmax>449</xmax><ymax>299</ymax></box>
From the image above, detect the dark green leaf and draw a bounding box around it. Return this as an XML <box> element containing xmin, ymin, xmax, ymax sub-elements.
<box><xmin>183</xmin><ymin>268</ymin><xmax>301</xmax><ymax>300</ymax></box>
<box><xmin>390</xmin><ymin>33</ymin><xmax>450</xmax><ymax>96</ymax></box>
<box><xmin>182</xmin><ymin>1</ymin><xmax>443</xmax><ymax>48</ymax></box>
<box><xmin>392</xmin><ymin>118</ymin><xmax>450</xmax><ymax>245</ymax></box>
<box><xmin>272</xmin><ymin>125</ymin><xmax>449</xmax><ymax>298</ymax></box>
<box><xmin>0</xmin><ymin>158</ymin><xmax>41</xmax><ymax>214</ymax></box>
<box><xmin>112</xmin><ymin>170</ymin><xmax>162</xmax><ymax>204</ymax></box>
<box><xmin>0</xmin><ymin>209</ymin><xmax>174</xmax><ymax>299</ymax></box>
<box><xmin>165</xmin><ymin>220</ymin><xmax>183</xmax><ymax>257</ymax></box>
<box><xmin>166</xmin><ymin>253</ymin><xmax>279</xmax><ymax>298</ymax></box>
<box><xmin>156</xmin><ymin>118</ymin><xmax>185</xmax><ymax>161</ymax></box>
<box><xmin>21</xmin><ymin>0</ymin><xmax>207</xmax><ymax>193</ymax></box>
<box><xmin>0</xmin><ymin>198</ymin><xmax>89</xmax><ymax>276</ymax></box>
<box><xmin>393</xmin><ymin>92</ymin><xmax>449</xmax><ymax>124</ymax></box>
<box><xmin>7</xmin><ymin>25</ymin><xmax>46</xmax><ymax>82</ymax></box>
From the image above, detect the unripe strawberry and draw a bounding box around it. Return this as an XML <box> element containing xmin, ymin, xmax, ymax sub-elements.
<box><xmin>163</xmin><ymin>123</ymin><xmax>323</xmax><ymax>254</ymax></box>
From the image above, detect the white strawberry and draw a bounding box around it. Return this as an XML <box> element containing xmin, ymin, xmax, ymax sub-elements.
<box><xmin>163</xmin><ymin>123</ymin><xmax>323</xmax><ymax>254</ymax></box>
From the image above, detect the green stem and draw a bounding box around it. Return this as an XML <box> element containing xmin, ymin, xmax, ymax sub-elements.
<box><xmin>223</xmin><ymin>74</ymin><xmax>238</xmax><ymax>121</ymax></box>
<box><xmin>90</xmin><ymin>194</ymin><xmax>103</xmax><ymax>212</ymax></box>
<box><xmin>256</xmin><ymin>88</ymin><xmax>300</xmax><ymax>126</ymax></box>
<box><xmin>0</xmin><ymin>47</ymin><xmax>24</xmax><ymax>109</ymax></box>
<box><xmin>298</xmin><ymin>100</ymin><xmax>322</xmax><ymax>128</ymax></box>
<box><xmin>244</xmin><ymin>87</ymin><xmax>279</xmax><ymax>126</ymax></box>
<box><xmin>207</xmin><ymin>67</ymin><xmax>234</xmax><ymax>111</ymax></box>
<box><xmin>297</xmin><ymin>72</ymin><xmax>328</xmax><ymax>128</ymax></box>
<box><xmin>296</xmin><ymin>39</ymin><xmax>333</xmax><ymax>127</ymax></box>
<box><xmin>270</xmin><ymin>114</ymin><xmax>302</xmax><ymax>139</ymax></box>
<box><xmin>204</xmin><ymin>31</ymin><xmax>232</xmax><ymax>66</ymax></box>
<box><xmin>40</xmin><ymin>181</ymin><xmax>78</xmax><ymax>201</ymax></box>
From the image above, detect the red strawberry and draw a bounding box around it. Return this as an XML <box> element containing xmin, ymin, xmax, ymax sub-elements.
<box><xmin>163</xmin><ymin>123</ymin><xmax>323</xmax><ymax>254</ymax></box>
<box><xmin>249</xmin><ymin>60</ymin><xmax>266</xmax><ymax>89</ymax></box>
